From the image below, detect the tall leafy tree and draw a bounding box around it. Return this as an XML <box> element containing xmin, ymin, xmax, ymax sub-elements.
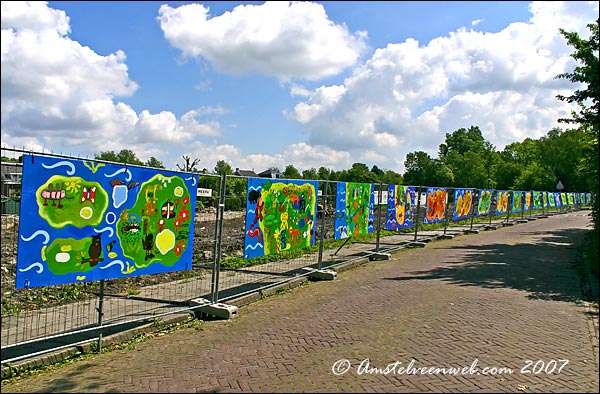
<box><xmin>439</xmin><ymin>126</ymin><xmax>490</xmax><ymax>188</ymax></box>
<box><xmin>145</xmin><ymin>157</ymin><xmax>164</xmax><ymax>169</ymax></box>
<box><xmin>214</xmin><ymin>160</ymin><xmax>233</xmax><ymax>175</ymax></box>
<box><xmin>403</xmin><ymin>151</ymin><xmax>453</xmax><ymax>187</ymax></box>
<box><xmin>283</xmin><ymin>164</ymin><xmax>302</xmax><ymax>180</ymax></box>
<box><xmin>555</xmin><ymin>18</ymin><xmax>599</xmax><ymax>272</ymax></box>
<box><xmin>301</xmin><ymin>168</ymin><xmax>318</xmax><ymax>180</ymax></box>
<box><xmin>95</xmin><ymin>149</ymin><xmax>144</xmax><ymax>165</ymax></box>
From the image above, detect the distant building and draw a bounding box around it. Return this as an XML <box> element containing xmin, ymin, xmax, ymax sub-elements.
<box><xmin>257</xmin><ymin>169</ymin><xmax>283</xmax><ymax>179</ymax></box>
<box><xmin>234</xmin><ymin>168</ymin><xmax>258</xmax><ymax>177</ymax></box>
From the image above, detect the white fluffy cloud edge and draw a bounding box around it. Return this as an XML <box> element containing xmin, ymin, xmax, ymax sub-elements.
<box><xmin>1</xmin><ymin>1</ymin><xmax>598</xmax><ymax>173</ymax></box>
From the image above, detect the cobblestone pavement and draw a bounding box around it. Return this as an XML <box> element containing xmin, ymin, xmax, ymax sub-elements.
<box><xmin>2</xmin><ymin>211</ymin><xmax>598</xmax><ymax>393</ymax></box>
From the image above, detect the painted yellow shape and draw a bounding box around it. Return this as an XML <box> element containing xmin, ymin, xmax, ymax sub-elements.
<box><xmin>76</xmin><ymin>276</ymin><xmax>86</xmax><ymax>280</ymax></box>
<box><xmin>108</xmin><ymin>252</ymin><xmax>118</xmax><ymax>259</ymax></box>
<box><xmin>80</xmin><ymin>206</ymin><xmax>94</xmax><ymax>220</ymax></box>
<box><xmin>155</xmin><ymin>229</ymin><xmax>176</xmax><ymax>255</ymax></box>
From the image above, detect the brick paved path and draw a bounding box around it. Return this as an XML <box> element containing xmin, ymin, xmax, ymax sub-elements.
<box><xmin>2</xmin><ymin>211</ymin><xmax>598</xmax><ymax>393</ymax></box>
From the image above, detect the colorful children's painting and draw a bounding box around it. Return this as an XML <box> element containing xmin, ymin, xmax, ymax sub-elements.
<box><xmin>16</xmin><ymin>154</ymin><xmax>198</xmax><ymax>289</ymax></box>
<box><xmin>386</xmin><ymin>185</ymin><xmax>416</xmax><ymax>230</ymax></box>
<box><xmin>554</xmin><ymin>192</ymin><xmax>562</xmax><ymax>207</ymax></box>
<box><xmin>547</xmin><ymin>192</ymin><xmax>556</xmax><ymax>208</ymax></box>
<box><xmin>334</xmin><ymin>182</ymin><xmax>374</xmax><ymax>240</ymax></box>
<box><xmin>512</xmin><ymin>191</ymin><xmax>523</xmax><ymax>214</ymax></box>
<box><xmin>244</xmin><ymin>178</ymin><xmax>317</xmax><ymax>259</ymax></box>
<box><xmin>424</xmin><ymin>187</ymin><xmax>447</xmax><ymax>224</ymax></box>
<box><xmin>532</xmin><ymin>191</ymin><xmax>543</xmax><ymax>209</ymax></box>
<box><xmin>494</xmin><ymin>190</ymin><xmax>510</xmax><ymax>215</ymax></box>
<box><xmin>476</xmin><ymin>189</ymin><xmax>493</xmax><ymax>217</ymax></box>
<box><xmin>524</xmin><ymin>191</ymin><xmax>532</xmax><ymax>212</ymax></box>
<box><xmin>452</xmin><ymin>188</ymin><xmax>474</xmax><ymax>220</ymax></box>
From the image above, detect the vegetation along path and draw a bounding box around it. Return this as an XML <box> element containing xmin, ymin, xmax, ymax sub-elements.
<box><xmin>1</xmin><ymin>210</ymin><xmax>598</xmax><ymax>393</ymax></box>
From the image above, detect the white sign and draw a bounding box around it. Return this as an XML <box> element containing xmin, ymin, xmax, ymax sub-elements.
<box><xmin>556</xmin><ymin>181</ymin><xmax>564</xmax><ymax>190</ymax></box>
<box><xmin>196</xmin><ymin>188</ymin><xmax>213</xmax><ymax>197</ymax></box>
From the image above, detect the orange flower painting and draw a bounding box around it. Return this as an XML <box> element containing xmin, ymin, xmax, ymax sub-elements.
<box><xmin>452</xmin><ymin>188</ymin><xmax>473</xmax><ymax>220</ymax></box>
<box><xmin>424</xmin><ymin>187</ymin><xmax>447</xmax><ymax>224</ymax></box>
<box><xmin>494</xmin><ymin>190</ymin><xmax>510</xmax><ymax>214</ymax></box>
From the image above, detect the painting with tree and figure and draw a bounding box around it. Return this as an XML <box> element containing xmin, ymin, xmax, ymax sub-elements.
<box><xmin>452</xmin><ymin>188</ymin><xmax>474</xmax><ymax>220</ymax></box>
<box><xmin>512</xmin><ymin>191</ymin><xmax>523</xmax><ymax>214</ymax></box>
<box><xmin>16</xmin><ymin>154</ymin><xmax>198</xmax><ymax>289</ymax></box>
<box><xmin>532</xmin><ymin>191</ymin><xmax>543</xmax><ymax>209</ymax></box>
<box><xmin>476</xmin><ymin>189</ymin><xmax>493</xmax><ymax>217</ymax></box>
<box><xmin>494</xmin><ymin>190</ymin><xmax>510</xmax><ymax>215</ymax></box>
<box><xmin>386</xmin><ymin>185</ymin><xmax>416</xmax><ymax>230</ymax></box>
<box><xmin>244</xmin><ymin>178</ymin><xmax>318</xmax><ymax>259</ymax></box>
<box><xmin>424</xmin><ymin>187</ymin><xmax>447</xmax><ymax>224</ymax></box>
<box><xmin>334</xmin><ymin>182</ymin><xmax>374</xmax><ymax>240</ymax></box>
<box><xmin>547</xmin><ymin>192</ymin><xmax>556</xmax><ymax>208</ymax></box>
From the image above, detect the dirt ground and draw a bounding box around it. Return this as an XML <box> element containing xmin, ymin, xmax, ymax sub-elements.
<box><xmin>0</xmin><ymin>210</ymin><xmax>249</xmax><ymax>312</ymax></box>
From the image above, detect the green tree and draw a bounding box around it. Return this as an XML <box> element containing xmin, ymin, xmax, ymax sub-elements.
<box><xmin>283</xmin><ymin>164</ymin><xmax>302</xmax><ymax>180</ymax></box>
<box><xmin>318</xmin><ymin>166</ymin><xmax>333</xmax><ymax>180</ymax></box>
<box><xmin>145</xmin><ymin>157</ymin><xmax>164</xmax><ymax>169</ymax></box>
<box><xmin>343</xmin><ymin>163</ymin><xmax>379</xmax><ymax>183</ymax></box>
<box><xmin>301</xmin><ymin>168</ymin><xmax>318</xmax><ymax>180</ymax></box>
<box><xmin>380</xmin><ymin>169</ymin><xmax>403</xmax><ymax>186</ymax></box>
<box><xmin>214</xmin><ymin>160</ymin><xmax>233</xmax><ymax>175</ymax></box>
<box><xmin>555</xmin><ymin>17</ymin><xmax>599</xmax><ymax>273</ymax></box>
<box><xmin>95</xmin><ymin>149</ymin><xmax>144</xmax><ymax>165</ymax></box>
<box><xmin>439</xmin><ymin>126</ymin><xmax>490</xmax><ymax>188</ymax></box>
<box><xmin>403</xmin><ymin>151</ymin><xmax>453</xmax><ymax>187</ymax></box>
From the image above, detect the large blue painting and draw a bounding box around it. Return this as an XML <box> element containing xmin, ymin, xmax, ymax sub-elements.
<box><xmin>16</xmin><ymin>154</ymin><xmax>198</xmax><ymax>289</ymax></box>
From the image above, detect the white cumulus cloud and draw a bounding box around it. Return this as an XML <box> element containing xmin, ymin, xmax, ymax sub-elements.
<box><xmin>290</xmin><ymin>0</ymin><xmax>598</xmax><ymax>172</ymax></box>
<box><xmin>157</xmin><ymin>1</ymin><xmax>367</xmax><ymax>81</ymax></box>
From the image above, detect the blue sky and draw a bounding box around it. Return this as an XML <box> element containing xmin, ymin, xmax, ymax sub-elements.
<box><xmin>1</xmin><ymin>1</ymin><xmax>598</xmax><ymax>174</ymax></box>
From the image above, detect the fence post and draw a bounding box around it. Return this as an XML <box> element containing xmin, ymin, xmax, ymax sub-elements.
<box><xmin>505</xmin><ymin>192</ymin><xmax>513</xmax><ymax>224</ymax></box>
<box><xmin>317</xmin><ymin>180</ymin><xmax>329</xmax><ymax>270</ymax></box>
<box><xmin>375</xmin><ymin>182</ymin><xmax>383</xmax><ymax>252</ymax></box>
<box><xmin>96</xmin><ymin>279</ymin><xmax>105</xmax><ymax>353</ymax></box>
<box><xmin>413</xmin><ymin>186</ymin><xmax>422</xmax><ymax>242</ymax></box>
<box><xmin>210</xmin><ymin>173</ymin><xmax>227</xmax><ymax>303</ymax></box>
<box><xmin>469</xmin><ymin>189</ymin><xmax>477</xmax><ymax>231</ymax></box>
<box><xmin>443</xmin><ymin>188</ymin><xmax>450</xmax><ymax>236</ymax></box>
<box><xmin>489</xmin><ymin>190</ymin><xmax>495</xmax><ymax>228</ymax></box>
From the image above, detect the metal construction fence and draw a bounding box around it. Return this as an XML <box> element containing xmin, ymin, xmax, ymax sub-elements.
<box><xmin>0</xmin><ymin>147</ymin><xmax>593</xmax><ymax>368</ymax></box>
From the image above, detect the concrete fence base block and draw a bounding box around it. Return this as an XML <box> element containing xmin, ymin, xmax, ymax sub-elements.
<box><xmin>437</xmin><ymin>234</ymin><xmax>454</xmax><ymax>240</ymax></box>
<box><xmin>189</xmin><ymin>298</ymin><xmax>238</xmax><ymax>320</ymax></box>
<box><xmin>502</xmin><ymin>222</ymin><xmax>514</xmax><ymax>227</ymax></box>
<box><xmin>369</xmin><ymin>252</ymin><xmax>392</xmax><ymax>261</ymax></box>
<box><xmin>516</xmin><ymin>219</ymin><xmax>528</xmax><ymax>223</ymax></box>
<box><xmin>464</xmin><ymin>229</ymin><xmax>480</xmax><ymax>234</ymax></box>
<box><xmin>408</xmin><ymin>241</ymin><xmax>427</xmax><ymax>248</ymax></box>
<box><xmin>484</xmin><ymin>225</ymin><xmax>498</xmax><ymax>230</ymax></box>
<box><xmin>306</xmin><ymin>268</ymin><xmax>337</xmax><ymax>280</ymax></box>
